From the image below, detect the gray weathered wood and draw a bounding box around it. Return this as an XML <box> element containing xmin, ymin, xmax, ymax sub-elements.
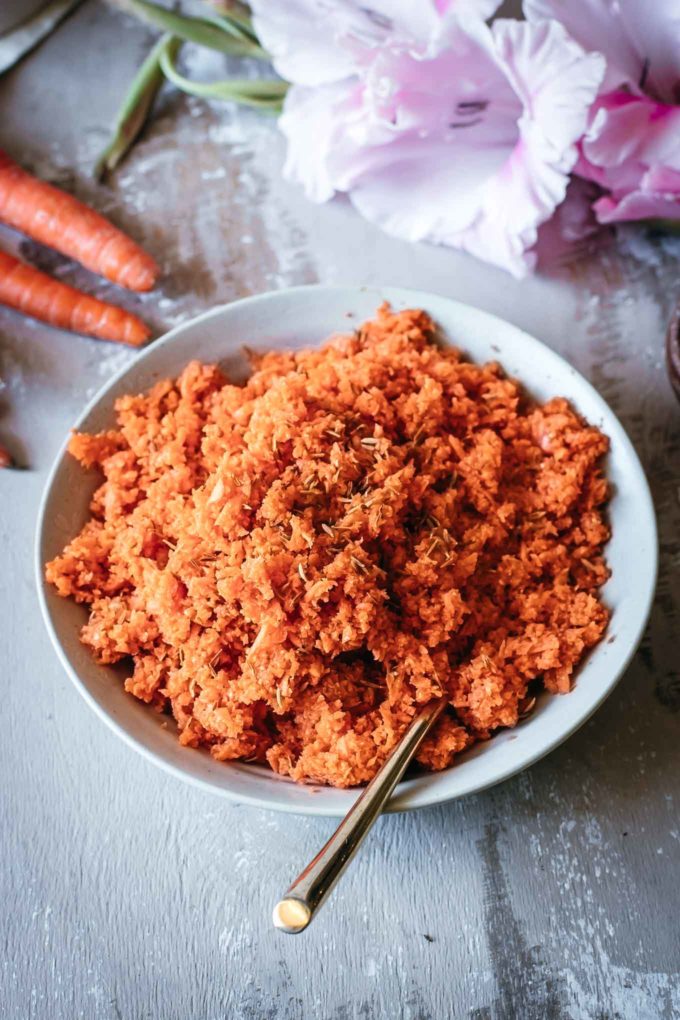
<box><xmin>1</xmin><ymin>4</ymin><xmax>678</xmax><ymax>1018</ymax></box>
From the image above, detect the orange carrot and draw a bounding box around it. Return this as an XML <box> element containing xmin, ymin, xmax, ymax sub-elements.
<box><xmin>0</xmin><ymin>252</ymin><xmax>151</xmax><ymax>346</ymax></box>
<box><xmin>0</xmin><ymin>150</ymin><xmax>159</xmax><ymax>292</ymax></box>
<box><xmin>0</xmin><ymin>443</ymin><xmax>12</xmax><ymax>468</ymax></box>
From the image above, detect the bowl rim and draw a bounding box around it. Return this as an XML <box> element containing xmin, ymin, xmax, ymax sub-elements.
<box><xmin>35</xmin><ymin>284</ymin><xmax>658</xmax><ymax>815</ymax></box>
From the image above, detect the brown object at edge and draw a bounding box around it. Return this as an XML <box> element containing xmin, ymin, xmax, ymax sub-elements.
<box><xmin>666</xmin><ymin>302</ymin><xmax>680</xmax><ymax>405</ymax></box>
<box><xmin>0</xmin><ymin>149</ymin><xmax>159</xmax><ymax>292</ymax></box>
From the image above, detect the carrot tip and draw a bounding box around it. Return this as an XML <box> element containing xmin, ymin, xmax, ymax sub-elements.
<box><xmin>130</xmin><ymin>268</ymin><xmax>160</xmax><ymax>293</ymax></box>
<box><xmin>0</xmin><ymin>148</ymin><xmax>160</xmax><ymax>292</ymax></box>
<box><xmin>0</xmin><ymin>249</ymin><xmax>153</xmax><ymax>347</ymax></box>
<box><xmin>0</xmin><ymin>445</ymin><xmax>15</xmax><ymax>469</ymax></box>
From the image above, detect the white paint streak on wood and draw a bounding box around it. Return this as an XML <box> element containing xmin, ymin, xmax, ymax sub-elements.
<box><xmin>0</xmin><ymin>5</ymin><xmax>679</xmax><ymax>1019</ymax></box>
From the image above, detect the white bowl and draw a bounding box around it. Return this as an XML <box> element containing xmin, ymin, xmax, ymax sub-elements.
<box><xmin>36</xmin><ymin>286</ymin><xmax>657</xmax><ymax>816</ymax></box>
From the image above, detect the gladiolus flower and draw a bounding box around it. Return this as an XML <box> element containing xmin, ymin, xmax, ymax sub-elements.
<box><xmin>525</xmin><ymin>0</ymin><xmax>680</xmax><ymax>224</ymax></box>
<box><xmin>252</xmin><ymin>1</ymin><xmax>604</xmax><ymax>276</ymax></box>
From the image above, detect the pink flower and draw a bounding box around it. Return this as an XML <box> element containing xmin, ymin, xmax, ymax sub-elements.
<box><xmin>252</xmin><ymin>1</ymin><xmax>502</xmax><ymax>86</ymax></box>
<box><xmin>251</xmin><ymin>2</ymin><xmax>604</xmax><ymax>276</ymax></box>
<box><xmin>578</xmin><ymin>92</ymin><xmax>680</xmax><ymax>223</ymax></box>
<box><xmin>525</xmin><ymin>0</ymin><xmax>680</xmax><ymax>223</ymax></box>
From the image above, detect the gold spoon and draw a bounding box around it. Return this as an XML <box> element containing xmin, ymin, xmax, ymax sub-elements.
<box><xmin>273</xmin><ymin>697</ymin><xmax>446</xmax><ymax>933</ymax></box>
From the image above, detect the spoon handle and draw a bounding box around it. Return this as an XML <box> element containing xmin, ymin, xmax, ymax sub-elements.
<box><xmin>272</xmin><ymin>698</ymin><xmax>446</xmax><ymax>934</ymax></box>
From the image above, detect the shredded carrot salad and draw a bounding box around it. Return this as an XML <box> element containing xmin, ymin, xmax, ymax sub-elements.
<box><xmin>46</xmin><ymin>306</ymin><xmax>610</xmax><ymax>787</ymax></box>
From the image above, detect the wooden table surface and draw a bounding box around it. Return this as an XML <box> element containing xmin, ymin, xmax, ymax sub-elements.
<box><xmin>1</xmin><ymin>4</ymin><xmax>679</xmax><ymax>1018</ymax></box>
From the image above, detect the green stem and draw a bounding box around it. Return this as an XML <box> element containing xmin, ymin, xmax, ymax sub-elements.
<box><xmin>94</xmin><ymin>33</ymin><xmax>179</xmax><ymax>180</ymax></box>
<box><xmin>159</xmin><ymin>36</ymin><xmax>287</xmax><ymax>111</ymax></box>
<box><xmin>204</xmin><ymin>11</ymin><xmax>259</xmax><ymax>47</ymax></box>
<box><xmin>127</xmin><ymin>0</ymin><xmax>267</xmax><ymax>59</ymax></box>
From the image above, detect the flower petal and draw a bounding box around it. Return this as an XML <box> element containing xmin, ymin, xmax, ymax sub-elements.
<box><xmin>457</xmin><ymin>17</ymin><xmax>605</xmax><ymax>273</ymax></box>
<box><xmin>251</xmin><ymin>0</ymin><xmax>503</xmax><ymax>86</ymax></box>
<box><xmin>493</xmin><ymin>19</ymin><xmax>605</xmax><ymax>161</ymax></box>
<box><xmin>435</xmin><ymin>0</ymin><xmax>501</xmax><ymax>16</ymax></box>
<box><xmin>346</xmin><ymin>135</ymin><xmax>514</xmax><ymax>242</ymax></box>
<box><xmin>615</xmin><ymin>0</ymin><xmax>680</xmax><ymax>103</ymax></box>
<box><xmin>327</xmin><ymin>17</ymin><xmax>521</xmax><ymax>241</ymax></box>
<box><xmin>577</xmin><ymin>92</ymin><xmax>680</xmax><ymax>222</ymax></box>
<box><xmin>340</xmin><ymin>0</ymin><xmax>501</xmax><ymax>43</ymax></box>
<box><xmin>594</xmin><ymin>184</ymin><xmax>680</xmax><ymax>223</ymax></box>
<box><xmin>250</xmin><ymin>0</ymin><xmax>356</xmax><ymax>86</ymax></box>
<box><xmin>581</xmin><ymin>93</ymin><xmax>654</xmax><ymax>170</ymax></box>
<box><xmin>524</xmin><ymin>0</ymin><xmax>680</xmax><ymax>101</ymax></box>
<box><xmin>580</xmin><ymin>94</ymin><xmax>680</xmax><ymax>180</ymax></box>
<box><xmin>279</xmin><ymin>81</ymin><xmax>357</xmax><ymax>201</ymax></box>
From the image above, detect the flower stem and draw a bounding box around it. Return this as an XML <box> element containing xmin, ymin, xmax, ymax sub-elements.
<box><xmin>203</xmin><ymin>4</ymin><xmax>259</xmax><ymax>46</ymax></box>
<box><xmin>158</xmin><ymin>35</ymin><xmax>287</xmax><ymax>112</ymax></box>
<box><xmin>126</xmin><ymin>0</ymin><xmax>267</xmax><ymax>59</ymax></box>
<box><xmin>94</xmin><ymin>33</ymin><xmax>179</xmax><ymax>181</ymax></box>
